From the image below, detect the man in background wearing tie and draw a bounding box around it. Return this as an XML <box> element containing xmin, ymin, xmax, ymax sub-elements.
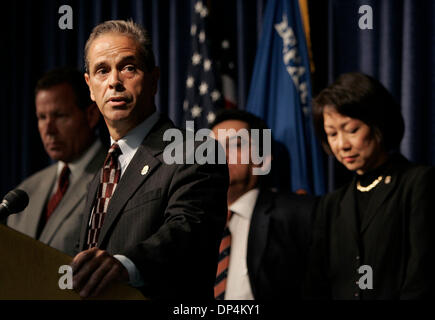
<box><xmin>210</xmin><ymin>109</ymin><xmax>317</xmax><ymax>300</ymax></box>
<box><xmin>7</xmin><ymin>67</ymin><xmax>106</xmax><ymax>257</ymax></box>
<box><xmin>71</xmin><ymin>20</ymin><xmax>228</xmax><ymax>299</ymax></box>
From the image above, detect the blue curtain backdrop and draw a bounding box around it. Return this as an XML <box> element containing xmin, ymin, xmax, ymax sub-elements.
<box><xmin>316</xmin><ymin>0</ymin><xmax>435</xmax><ymax>190</ymax></box>
<box><xmin>1</xmin><ymin>0</ymin><xmax>434</xmax><ymax>197</ymax></box>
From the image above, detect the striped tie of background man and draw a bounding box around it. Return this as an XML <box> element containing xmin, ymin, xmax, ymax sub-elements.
<box><xmin>214</xmin><ymin>210</ymin><xmax>233</xmax><ymax>299</ymax></box>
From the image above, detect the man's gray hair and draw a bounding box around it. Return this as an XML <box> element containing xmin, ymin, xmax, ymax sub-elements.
<box><xmin>84</xmin><ymin>19</ymin><xmax>155</xmax><ymax>73</ymax></box>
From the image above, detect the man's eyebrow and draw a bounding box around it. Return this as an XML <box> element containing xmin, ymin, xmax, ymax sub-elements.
<box><xmin>92</xmin><ymin>61</ymin><xmax>107</xmax><ymax>72</ymax></box>
<box><xmin>118</xmin><ymin>55</ymin><xmax>138</xmax><ymax>64</ymax></box>
<box><xmin>119</xmin><ymin>55</ymin><xmax>148</xmax><ymax>70</ymax></box>
<box><xmin>91</xmin><ymin>56</ymin><xmax>138</xmax><ymax>70</ymax></box>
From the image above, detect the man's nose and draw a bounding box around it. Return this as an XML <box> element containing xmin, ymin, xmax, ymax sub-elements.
<box><xmin>108</xmin><ymin>70</ymin><xmax>124</xmax><ymax>91</ymax></box>
<box><xmin>45</xmin><ymin>117</ymin><xmax>58</xmax><ymax>135</ymax></box>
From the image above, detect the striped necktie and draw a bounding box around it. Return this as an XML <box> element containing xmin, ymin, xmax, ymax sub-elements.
<box><xmin>86</xmin><ymin>143</ymin><xmax>122</xmax><ymax>248</ymax></box>
<box><xmin>214</xmin><ymin>210</ymin><xmax>233</xmax><ymax>300</ymax></box>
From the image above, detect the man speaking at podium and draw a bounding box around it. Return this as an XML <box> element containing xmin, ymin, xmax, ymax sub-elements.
<box><xmin>71</xmin><ymin>20</ymin><xmax>228</xmax><ymax>300</ymax></box>
<box><xmin>7</xmin><ymin>68</ymin><xmax>106</xmax><ymax>257</ymax></box>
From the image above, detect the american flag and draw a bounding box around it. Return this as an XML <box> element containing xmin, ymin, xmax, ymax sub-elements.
<box><xmin>183</xmin><ymin>0</ymin><xmax>224</xmax><ymax>129</ymax></box>
<box><xmin>219</xmin><ymin>38</ymin><xmax>238</xmax><ymax>109</ymax></box>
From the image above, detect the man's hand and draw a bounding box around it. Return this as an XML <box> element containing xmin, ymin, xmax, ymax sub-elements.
<box><xmin>70</xmin><ymin>247</ymin><xmax>129</xmax><ymax>298</ymax></box>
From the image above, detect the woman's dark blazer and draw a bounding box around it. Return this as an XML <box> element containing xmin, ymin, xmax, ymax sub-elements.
<box><xmin>304</xmin><ymin>154</ymin><xmax>435</xmax><ymax>300</ymax></box>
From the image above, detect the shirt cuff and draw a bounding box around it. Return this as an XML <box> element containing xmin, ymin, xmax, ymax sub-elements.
<box><xmin>113</xmin><ymin>254</ymin><xmax>144</xmax><ymax>287</ymax></box>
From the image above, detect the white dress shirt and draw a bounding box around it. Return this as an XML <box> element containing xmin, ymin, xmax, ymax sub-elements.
<box><xmin>109</xmin><ymin>111</ymin><xmax>159</xmax><ymax>178</ymax></box>
<box><xmin>225</xmin><ymin>188</ymin><xmax>260</xmax><ymax>300</ymax></box>
<box><xmin>97</xmin><ymin>111</ymin><xmax>159</xmax><ymax>287</ymax></box>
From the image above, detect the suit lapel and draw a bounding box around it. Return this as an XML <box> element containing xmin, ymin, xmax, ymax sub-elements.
<box><xmin>25</xmin><ymin>166</ymin><xmax>57</xmax><ymax>237</ymax></box>
<box><xmin>360</xmin><ymin>170</ymin><xmax>398</xmax><ymax>234</ymax></box>
<box><xmin>79</xmin><ymin>170</ymin><xmax>101</xmax><ymax>250</ymax></box>
<box><xmin>339</xmin><ymin>178</ymin><xmax>359</xmax><ymax>243</ymax></box>
<box><xmin>40</xmin><ymin>147</ymin><xmax>106</xmax><ymax>245</ymax></box>
<box><xmin>247</xmin><ymin>189</ymin><xmax>272</xmax><ymax>289</ymax></box>
<box><xmin>96</xmin><ymin>116</ymin><xmax>172</xmax><ymax>248</ymax></box>
<box><xmin>97</xmin><ymin>145</ymin><xmax>161</xmax><ymax>247</ymax></box>
<box><xmin>39</xmin><ymin>179</ymin><xmax>85</xmax><ymax>243</ymax></box>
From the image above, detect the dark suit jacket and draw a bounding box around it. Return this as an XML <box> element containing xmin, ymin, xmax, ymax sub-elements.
<box><xmin>78</xmin><ymin>115</ymin><xmax>229</xmax><ymax>300</ymax></box>
<box><xmin>305</xmin><ymin>154</ymin><xmax>435</xmax><ymax>299</ymax></box>
<box><xmin>247</xmin><ymin>188</ymin><xmax>317</xmax><ymax>300</ymax></box>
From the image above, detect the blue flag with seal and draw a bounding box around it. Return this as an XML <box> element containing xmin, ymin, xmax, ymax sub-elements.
<box><xmin>245</xmin><ymin>0</ymin><xmax>325</xmax><ymax>195</ymax></box>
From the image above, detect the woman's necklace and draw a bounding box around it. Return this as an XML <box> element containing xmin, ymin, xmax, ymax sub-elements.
<box><xmin>356</xmin><ymin>175</ymin><xmax>383</xmax><ymax>192</ymax></box>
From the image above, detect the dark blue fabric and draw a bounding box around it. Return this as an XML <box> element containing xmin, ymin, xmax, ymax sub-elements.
<box><xmin>2</xmin><ymin>0</ymin><xmax>192</xmax><ymax>197</ymax></box>
<box><xmin>325</xmin><ymin>0</ymin><xmax>435</xmax><ymax>190</ymax></box>
<box><xmin>1</xmin><ymin>0</ymin><xmax>433</xmax><ymax>198</ymax></box>
<box><xmin>245</xmin><ymin>0</ymin><xmax>326</xmax><ymax>195</ymax></box>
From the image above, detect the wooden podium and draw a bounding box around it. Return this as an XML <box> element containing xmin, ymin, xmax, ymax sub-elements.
<box><xmin>0</xmin><ymin>224</ymin><xmax>145</xmax><ymax>300</ymax></box>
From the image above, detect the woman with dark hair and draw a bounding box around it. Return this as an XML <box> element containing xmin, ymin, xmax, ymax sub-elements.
<box><xmin>305</xmin><ymin>72</ymin><xmax>435</xmax><ymax>299</ymax></box>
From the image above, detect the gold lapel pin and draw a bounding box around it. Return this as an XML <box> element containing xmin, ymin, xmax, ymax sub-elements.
<box><xmin>141</xmin><ymin>165</ymin><xmax>149</xmax><ymax>176</ymax></box>
<box><xmin>385</xmin><ymin>176</ymin><xmax>392</xmax><ymax>184</ymax></box>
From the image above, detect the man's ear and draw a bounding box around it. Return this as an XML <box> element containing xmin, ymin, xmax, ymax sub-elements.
<box><xmin>84</xmin><ymin>73</ymin><xmax>95</xmax><ymax>102</ymax></box>
<box><xmin>86</xmin><ymin>103</ymin><xmax>101</xmax><ymax>130</ymax></box>
<box><xmin>151</xmin><ymin>67</ymin><xmax>160</xmax><ymax>95</ymax></box>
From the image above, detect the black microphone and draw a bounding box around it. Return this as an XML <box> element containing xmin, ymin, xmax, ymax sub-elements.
<box><xmin>0</xmin><ymin>189</ymin><xmax>29</xmax><ymax>219</ymax></box>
